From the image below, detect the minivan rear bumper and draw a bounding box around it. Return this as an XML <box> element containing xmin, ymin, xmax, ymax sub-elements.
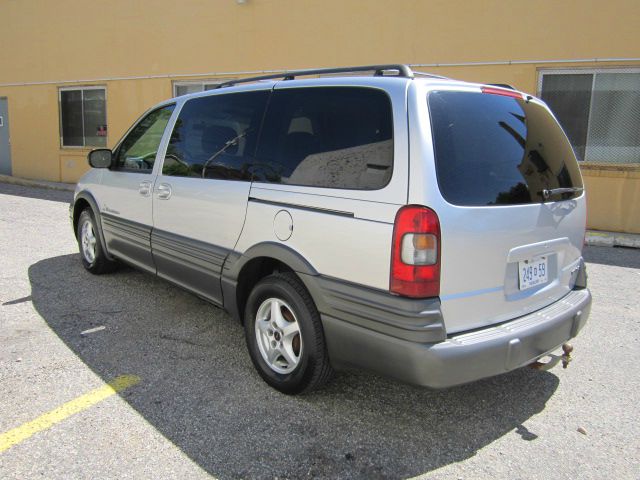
<box><xmin>320</xmin><ymin>288</ymin><xmax>591</xmax><ymax>388</ymax></box>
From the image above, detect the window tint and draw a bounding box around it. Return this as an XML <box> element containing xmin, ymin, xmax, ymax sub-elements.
<box><xmin>60</xmin><ymin>90</ymin><xmax>83</xmax><ymax>146</ymax></box>
<box><xmin>255</xmin><ymin>87</ymin><xmax>393</xmax><ymax>189</ymax></box>
<box><xmin>163</xmin><ymin>91</ymin><xmax>270</xmax><ymax>179</ymax></box>
<box><xmin>114</xmin><ymin>105</ymin><xmax>175</xmax><ymax>171</ymax></box>
<box><xmin>428</xmin><ymin>91</ymin><xmax>583</xmax><ymax>206</ymax></box>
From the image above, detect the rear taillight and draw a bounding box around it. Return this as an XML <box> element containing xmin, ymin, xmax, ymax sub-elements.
<box><xmin>583</xmin><ymin>197</ymin><xmax>588</xmax><ymax>248</ymax></box>
<box><xmin>390</xmin><ymin>205</ymin><xmax>441</xmax><ymax>298</ymax></box>
<box><xmin>481</xmin><ymin>85</ymin><xmax>525</xmax><ymax>100</ymax></box>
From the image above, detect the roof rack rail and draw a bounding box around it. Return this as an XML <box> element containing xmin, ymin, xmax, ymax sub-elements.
<box><xmin>412</xmin><ymin>71</ymin><xmax>450</xmax><ymax>80</ymax></box>
<box><xmin>215</xmin><ymin>64</ymin><xmax>415</xmax><ymax>89</ymax></box>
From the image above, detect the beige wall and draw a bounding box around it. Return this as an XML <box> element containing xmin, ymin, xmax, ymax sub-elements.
<box><xmin>583</xmin><ymin>167</ymin><xmax>640</xmax><ymax>234</ymax></box>
<box><xmin>0</xmin><ymin>84</ymin><xmax>60</xmax><ymax>181</ymax></box>
<box><xmin>1</xmin><ymin>0</ymin><xmax>639</xmax><ymax>232</ymax></box>
<box><xmin>0</xmin><ymin>79</ymin><xmax>173</xmax><ymax>182</ymax></box>
<box><xmin>2</xmin><ymin>0</ymin><xmax>639</xmax><ymax>84</ymax></box>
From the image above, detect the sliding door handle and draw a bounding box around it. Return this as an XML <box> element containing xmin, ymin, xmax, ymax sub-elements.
<box><xmin>157</xmin><ymin>183</ymin><xmax>172</xmax><ymax>200</ymax></box>
<box><xmin>138</xmin><ymin>181</ymin><xmax>152</xmax><ymax>197</ymax></box>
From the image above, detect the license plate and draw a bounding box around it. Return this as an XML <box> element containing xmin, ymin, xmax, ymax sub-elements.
<box><xmin>518</xmin><ymin>256</ymin><xmax>548</xmax><ymax>290</ymax></box>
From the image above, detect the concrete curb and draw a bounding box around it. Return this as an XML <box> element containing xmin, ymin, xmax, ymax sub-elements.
<box><xmin>0</xmin><ymin>174</ymin><xmax>75</xmax><ymax>192</ymax></box>
<box><xmin>586</xmin><ymin>230</ymin><xmax>640</xmax><ymax>249</ymax></box>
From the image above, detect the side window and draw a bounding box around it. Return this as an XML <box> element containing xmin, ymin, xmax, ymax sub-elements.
<box><xmin>163</xmin><ymin>91</ymin><xmax>270</xmax><ymax>180</ymax></box>
<box><xmin>255</xmin><ymin>87</ymin><xmax>393</xmax><ymax>189</ymax></box>
<box><xmin>114</xmin><ymin>105</ymin><xmax>175</xmax><ymax>172</ymax></box>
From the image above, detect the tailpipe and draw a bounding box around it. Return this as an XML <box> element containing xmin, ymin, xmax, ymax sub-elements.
<box><xmin>529</xmin><ymin>343</ymin><xmax>574</xmax><ymax>371</ymax></box>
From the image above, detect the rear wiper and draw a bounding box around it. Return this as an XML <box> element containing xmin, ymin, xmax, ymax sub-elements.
<box><xmin>539</xmin><ymin>187</ymin><xmax>584</xmax><ymax>201</ymax></box>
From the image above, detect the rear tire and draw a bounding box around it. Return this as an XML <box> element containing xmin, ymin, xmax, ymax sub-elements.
<box><xmin>76</xmin><ymin>209</ymin><xmax>117</xmax><ymax>274</ymax></box>
<box><xmin>244</xmin><ymin>272</ymin><xmax>334</xmax><ymax>394</ymax></box>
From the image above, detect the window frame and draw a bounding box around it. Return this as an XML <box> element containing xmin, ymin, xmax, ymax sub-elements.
<box><xmin>58</xmin><ymin>85</ymin><xmax>108</xmax><ymax>149</ymax></box>
<box><xmin>537</xmin><ymin>67</ymin><xmax>640</xmax><ymax>165</ymax></box>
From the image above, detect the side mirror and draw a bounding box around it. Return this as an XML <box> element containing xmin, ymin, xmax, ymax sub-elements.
<box><xmin>88</xmin><ymin>149</ymin><xmax>113</xmax><ymax>169</ymax></box>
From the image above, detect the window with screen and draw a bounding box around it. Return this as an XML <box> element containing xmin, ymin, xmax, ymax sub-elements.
<box><xmin>59</xmin><ymin>87</ymin><xmax>107</xmax><ymax>147</ymax></box>
<box><xmin>540</xmin><ymin>69</ymin><xmax>640</xmax><ymax>165</ymax></box>
<box><xmin>173</xmin><ymin>80</ymin><xmax>230</xmax><ymax>97</ymax></box>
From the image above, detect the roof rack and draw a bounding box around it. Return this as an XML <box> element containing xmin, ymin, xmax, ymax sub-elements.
<box><xmin>412</xmin><ymin>71</ymin><xmax>450</xmax><ymax>80</ymax></box>
<box><xmin>215</xmin><ymin>64</ymin><xmax>415</xmax><ymax>88</ymax></box>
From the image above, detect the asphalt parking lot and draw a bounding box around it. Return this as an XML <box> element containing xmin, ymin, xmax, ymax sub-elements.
<box><xmin>0</xmin><ymin>182</ymin><xmax>639</xmax><ymax>479</ymax></box>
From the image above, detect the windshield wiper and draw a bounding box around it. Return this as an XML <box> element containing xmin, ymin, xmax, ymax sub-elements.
<box><xmin>539</xmin><ymin>187</ymin><xmax>584</xmax><ymax>201</ymax></box>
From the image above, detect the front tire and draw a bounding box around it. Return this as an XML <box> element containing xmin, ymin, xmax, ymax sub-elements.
<box><xmin>244</xmin><ymin>272</ymin><xmax>333</xmax><ymax>394</ymax></box>
<box><xmin>76</xmin><ymin>209</ymin><xmax>117</xmax><ymax>274</ymax></box>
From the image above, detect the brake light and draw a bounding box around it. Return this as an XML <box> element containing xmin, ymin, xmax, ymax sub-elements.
<box><xmin>390</xmin><ymin>205</ymin><xmax>441</xmax><ymax>298</ymax></box>
<box><xmin>583</xmin><ymin>196</ymin><xmax>588</xmax><ymax>248</ymax></box>
<box><xmin>481</xmin><ymin>86</ymin><xmax>525</xmax><ymax>99</ymax></box>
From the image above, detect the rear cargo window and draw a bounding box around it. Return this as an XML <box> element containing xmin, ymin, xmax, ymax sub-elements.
<box><xmin>428</xmin><ymin>91</ymin><xmax>583</xmax><ymax>206</ymax></box>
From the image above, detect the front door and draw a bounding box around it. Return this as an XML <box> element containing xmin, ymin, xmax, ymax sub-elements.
<box><xmin>152</xmin><ymin>90</ymin><xmax>271</xmax><ymax>305</ymax></box>
<box><xmin>0</xmin><ymin>98</ymin><xmax>12</xmax><ymax>176</ymax></box>
<box><xmin>95</xmin><ymin>104</ymin><xmax>176</xmax><ymax>273</ymax></box>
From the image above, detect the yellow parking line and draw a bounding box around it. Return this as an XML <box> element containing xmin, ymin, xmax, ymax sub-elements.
<box><xmin>0</xmin><ymin>375</ymin><xmax>140</xmax><ymax>454</ymax></box>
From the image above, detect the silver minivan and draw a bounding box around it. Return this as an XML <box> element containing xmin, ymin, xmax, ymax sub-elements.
<box><xmin>71</xmin><ymin>65</ymin><xmax>592</xmax><ymax>394</ymax></box>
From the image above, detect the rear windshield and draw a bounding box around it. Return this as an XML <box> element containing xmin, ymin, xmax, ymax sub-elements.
<box><xmin>428</xmin><ymin>91</ymin><xmax>583</xmax><ymax>206</ymax></box>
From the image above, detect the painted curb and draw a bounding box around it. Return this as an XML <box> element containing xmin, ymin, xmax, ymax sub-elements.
<box><xmin>0</xmin><ymin>174</ymin><xmax>75</xmax><ymax>192</ymax></box>
<box><xmin>586</xmin><ymin>231</ymin><xmax>640</xmax><ymax>249</ymax></box>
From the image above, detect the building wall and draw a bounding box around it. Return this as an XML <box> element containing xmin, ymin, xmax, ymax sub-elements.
<box><xmin>0</xmin><ymin>80</ymin><xmax>172</xmax><ymax>183</ymax></box>
<box><xmin>582</xmin><ymin>166</ymin><xmax>640</xmax><ymax>234</ymax></box>
<box><xmin>1</xmin><ymin>0</ymin><xmax>639</xmax><ymax>232</ymax></box>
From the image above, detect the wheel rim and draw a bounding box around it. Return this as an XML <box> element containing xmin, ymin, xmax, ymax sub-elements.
<box><xmin>80</xmin><ymin>219</ymin><xmax>97</xmax><ymax>264</ymax></box>
<box><xmin>254</xmin><ymin>297</ymin><xmax>303</xmax><ymax>374</ymax></box>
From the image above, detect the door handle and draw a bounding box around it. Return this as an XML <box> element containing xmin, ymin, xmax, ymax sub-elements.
<box><xmin>157</xmin><ymin>183</ymin><xmax>172</xmax><ymax>200</ymax></box>
<box><xmin>139</xmin><ymin>181</ymin><xmax>152</xmax><ymax>197</ymax></box>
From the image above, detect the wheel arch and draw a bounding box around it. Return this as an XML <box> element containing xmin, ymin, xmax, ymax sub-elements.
<box><xmin>222</xmin><ymin>242</ymin><xmax>320</xmax><ymax>324</ymax></box>
<box><xmin>73</xmin><ymin>191</ymin><xmax>114</xmax><ymax>261</ymax></box>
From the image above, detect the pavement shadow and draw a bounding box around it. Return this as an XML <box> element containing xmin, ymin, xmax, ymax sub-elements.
<box><xmin>29</xmin><ymin>254</ymin><xmax>559</xmax><ymax>479</ymax></box>
<box><xmin>583</xmin><ymin>245</ymin><xmax>640</xmax><ymax>269</ymax></box>
<box><xmin>0</xmin><ymin>183</ymin><xmax>73</xmax><ymax>204</ymax></box>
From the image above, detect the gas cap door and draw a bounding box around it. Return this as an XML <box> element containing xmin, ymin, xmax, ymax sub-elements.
<box><xmin>274</xmin><ymin>210</ymin><xmax>293</xmax><ymax>241</ymax></box>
